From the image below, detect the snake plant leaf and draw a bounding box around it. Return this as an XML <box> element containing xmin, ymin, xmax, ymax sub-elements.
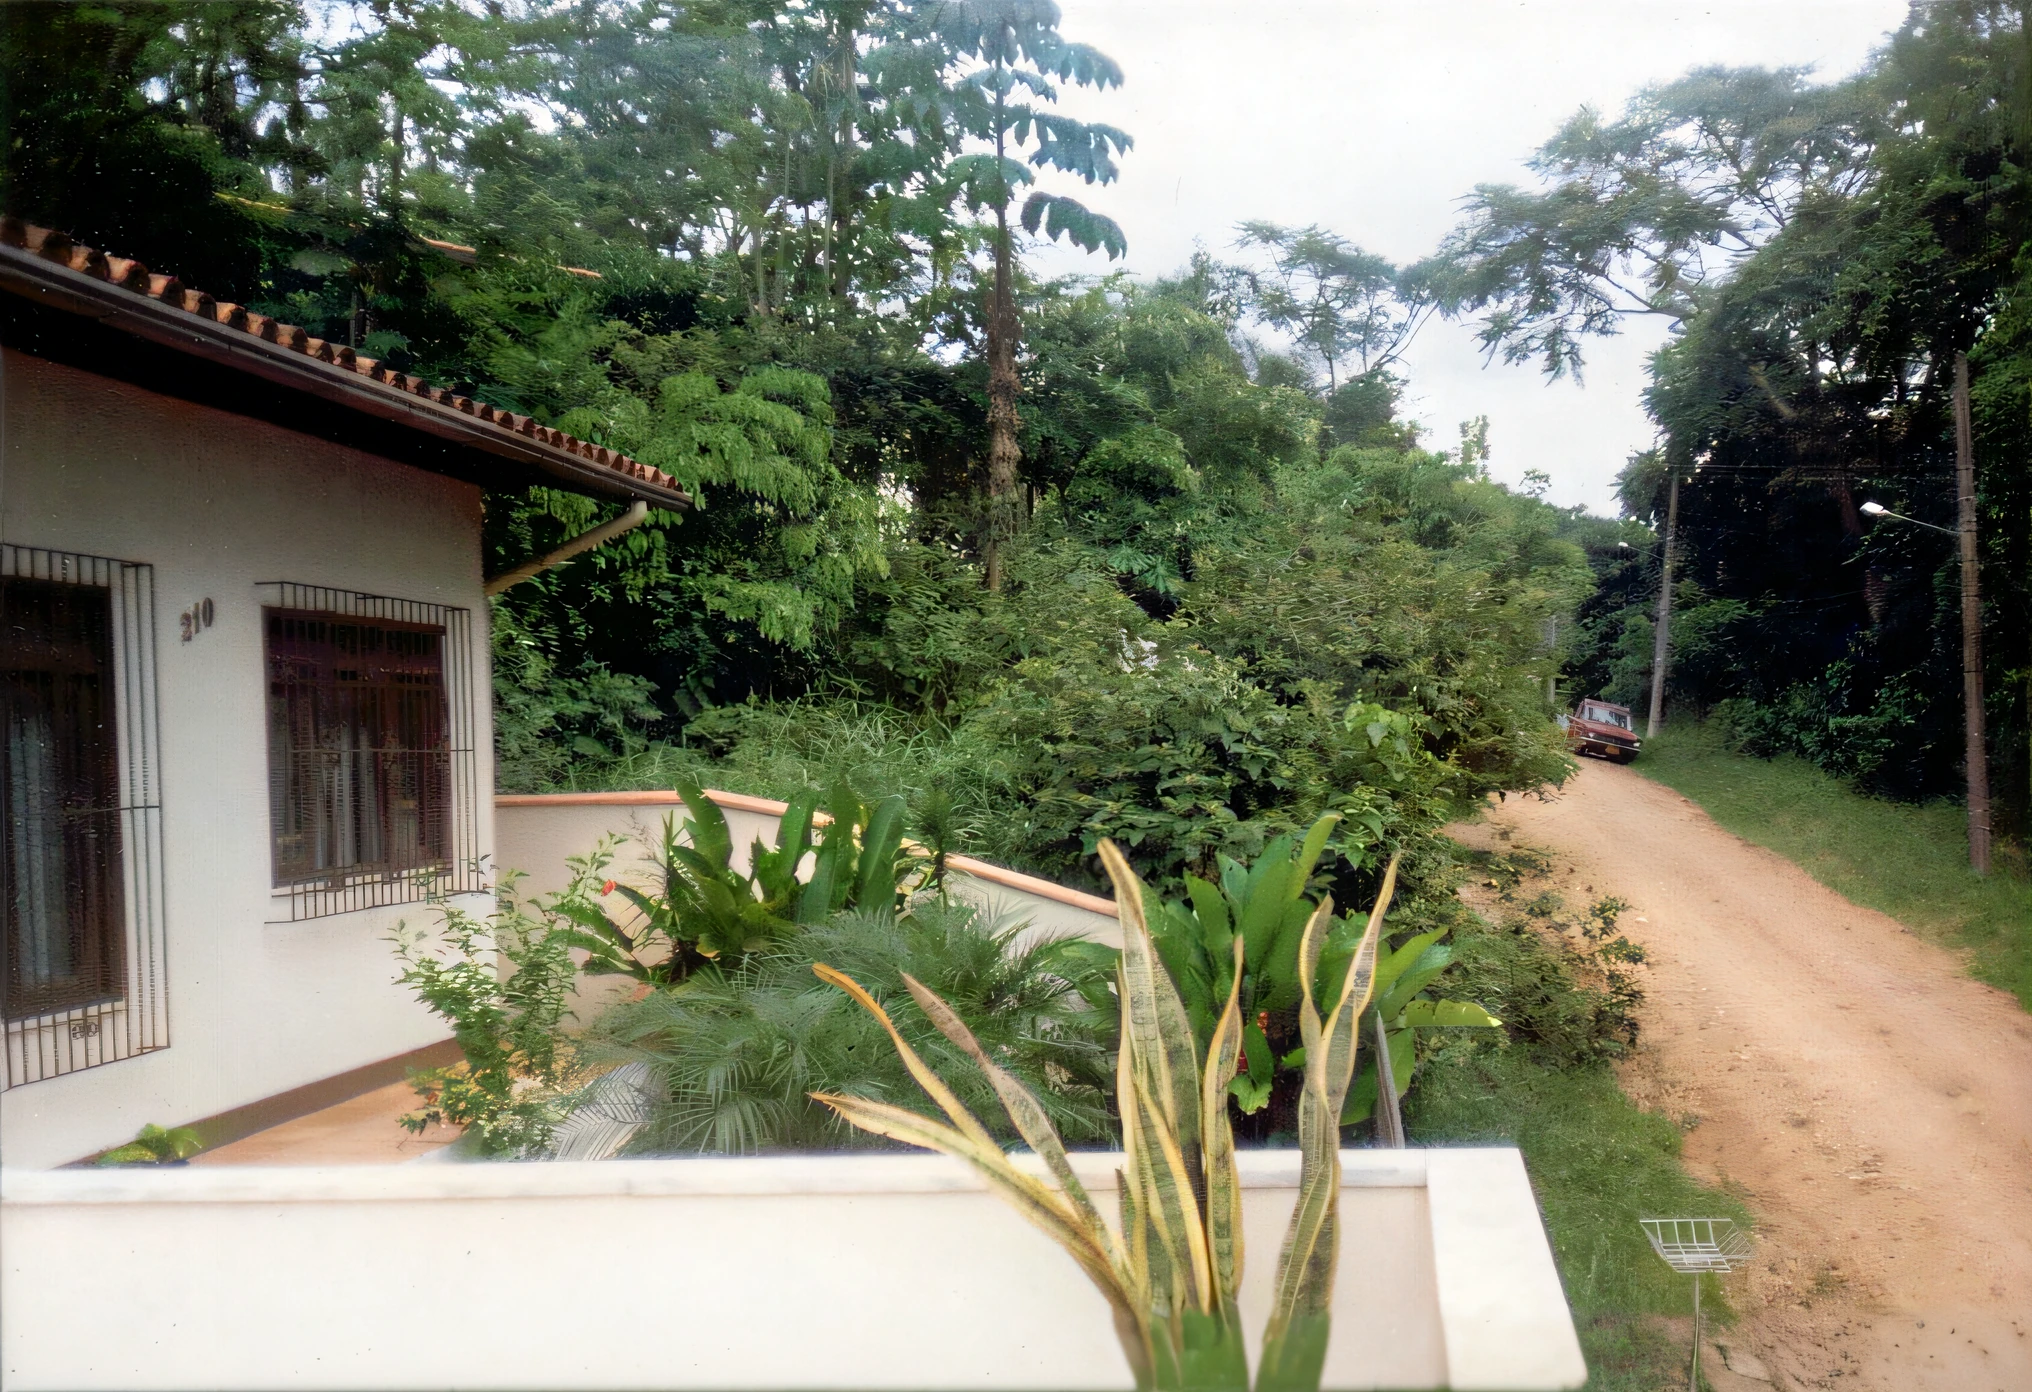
<box><xmin>1399</xmin><ymin>998</ymin><xmax>1503</xmax><ymax>1029</ymax></box>
<box><xmin>1202</xmin><ymin>936</ymin><xmax>1248</xmax><ymax>1313</ymax></box>
<box><xmin>1103</xmin><ymin>842</ymin><xmax>1206</xmax><ymax>1179</ymax></box>
<box><xmin>810</xmin><ymin>1089</ymin><xmax>1149</xmax><ymax>1379</ymax></box>
<box><xmin>901</xmin><ymin>972</ymin><xmax>1112</xmax><ymax>1242</ymax></box>
<box><xmin>1168</xmin><ymin>1307</ymin><xmax>1251</xmax><ymax>1392</ymax></box>
<box><xmin>1107</xmin><ymin>841</ymin><xmax>1216</xmax><ymax>1331</ymax></box>
<box><xmin>1261</xmin><ymin>854</ymin><xmax>1399</xmax><ymax>1389</ymax></box>
<box><xmin>810</xmin><ymin>964</ymin><xmax>1001</xmax><ymax>1153</ymax></box>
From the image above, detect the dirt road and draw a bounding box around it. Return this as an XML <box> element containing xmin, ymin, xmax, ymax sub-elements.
<box><xmin>1454</xmin><ymin>759</ymin><xmax>2032</xmax><ymax>1391</ymax></box>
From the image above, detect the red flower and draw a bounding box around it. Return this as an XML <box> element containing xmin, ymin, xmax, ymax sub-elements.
<box><xmin>602</xmin><ymin>880</ymin><xmax>617</xmax><ymax>896</ymax></box>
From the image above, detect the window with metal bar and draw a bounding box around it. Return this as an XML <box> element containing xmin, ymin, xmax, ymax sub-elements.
<box><xmin>258</xmin><ymin>584</ymin><xmax>478</xmax><ymax>921</ymax></box>
<box><xmin>266</xmin><ymin>609</ymin><xmax>452</xmax><ymax>889</ymax></box>
<box><xmin>3</xmin><ymin>577</ymin><xmax>124</xmax><ymax>1018</ymax></box>
<box><xmin>2</xmin><ymin>545</ymin><xmax>167</xmax><ymax>1090</ymax></box>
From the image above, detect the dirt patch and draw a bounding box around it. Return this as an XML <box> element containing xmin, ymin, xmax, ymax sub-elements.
<box><xmin>1452</xmin><ymin>760</ymin><xmax>2032</xmax><ymax>1391</ymax></box>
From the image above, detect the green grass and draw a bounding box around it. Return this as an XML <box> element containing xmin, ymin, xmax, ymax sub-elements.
<box><xmin>1634</xmin><ymin>720</ymin><xmax>2032</xmax><ymax>1012</ymax></box>
<box><xmin>1409</xmin><ymin>1042</ymin><xmax>1746</xmax><ymax>1392</ymax></box>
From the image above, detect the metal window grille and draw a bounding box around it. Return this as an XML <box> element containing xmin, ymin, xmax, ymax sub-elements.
<box><xmin>2</xmin><ymin>544</ymin><xmax>168</xmax><ymax>1089</ymax></box>
<box><xmin>258</xmin><ymin>583</ymin><xmax>480</xmax><ymax>920</ymax></box>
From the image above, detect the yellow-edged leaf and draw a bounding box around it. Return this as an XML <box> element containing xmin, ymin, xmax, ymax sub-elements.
<box><xmin>1265</xmin><ymin>853</ymin><xmax>1402</xmax><ymax>1365</ymax></box>
<box><xmin>902</xmin><ymin>972</ymin><xmax>1114</xmax><ymax>1247</ymax></box>
<box><xmin>811</xmin><ymin>1090</ymin><xmax>1141</xmax><ymax>1349</ymax></box>
<box><xmin>1201</xmin><ymin>935</ymin><xmax>1247</xmax><ymax>1311</ymax></box>
<box><xmin>812</xmin><ymin>963</ymin><xmax>1000</xmax><ymax>1154</ymax></box>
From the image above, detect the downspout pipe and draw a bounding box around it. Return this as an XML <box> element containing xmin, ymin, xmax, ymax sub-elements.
<box><xmin>485</xmin><ymin>500</ymin><xmax>651</xmax><ymax>597</ymax></box>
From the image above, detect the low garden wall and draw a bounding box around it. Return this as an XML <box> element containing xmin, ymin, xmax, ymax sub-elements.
<box><xmin>495</xmin><ymin>790</ymin><xmax>1121</xmax><ymax>941</ymax></box>
<box><xmin>0</xmin><ymin>1147</ymin><xmax>1585</xmax><ymax>1391</ymax></box>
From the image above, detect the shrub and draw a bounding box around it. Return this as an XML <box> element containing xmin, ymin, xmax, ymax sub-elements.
<box><xmin>389</xmin><ymin>875</ymin><xmax>587</xmax><ymax>1157</ymax></box>
<box><xmin>588</xmin><ymin>897</ymin><xmax>1120</xmax><ymax>1154</ymax></box>
<box><xmin>1442</xmin><ymin>898</ymin><xmax>1644</xmax><ymax>1069</ymax></box>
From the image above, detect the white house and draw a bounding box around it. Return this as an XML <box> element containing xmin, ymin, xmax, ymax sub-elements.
<box><xmin>0</xmin><ymin>217</ymin><xmax>688</xmax><ymax>1169</ymax></box>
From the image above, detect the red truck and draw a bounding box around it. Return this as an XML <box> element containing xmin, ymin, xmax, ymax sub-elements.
<box><xmin>1561</xmin><ymin>698</ymin><xmax>1641</xmax><ymax>763</ymax></box>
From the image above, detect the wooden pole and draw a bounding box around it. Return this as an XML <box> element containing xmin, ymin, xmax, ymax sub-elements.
<box><xmin>1646</xmin><ymin>469</ymin><xmax>1680</xmax><ymax>740</ymax></box>
<box><xmin>1953</xmin><ymin>353</ymin><xmax>1991</xmax><ymax>874</ymax></box>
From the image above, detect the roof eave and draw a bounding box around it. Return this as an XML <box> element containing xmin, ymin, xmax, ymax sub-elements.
<box><xmin>0</xmin><ymin>242</ymin><xmax>689</xmax><ymax>512</ymax></box>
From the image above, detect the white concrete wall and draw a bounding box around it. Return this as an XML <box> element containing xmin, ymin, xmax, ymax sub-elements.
<box><xmin>0</xmin><ymin>1147</ymin><xmax>1586</xmax><ymax>1391</ymax></box>
<box><xmin>496</xmin><ymin>792</ymin><xmax>1120</xmax><ymax>943</ymax></box>
<box><xmin>0</xmin><ymin>348</ymin><xmax>486</xmax><ymax>1168</ymax></box>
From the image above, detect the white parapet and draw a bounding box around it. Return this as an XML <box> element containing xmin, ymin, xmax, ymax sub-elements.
<box><xmin>495</xmin><ymin>790</ymin><xmax>1124</xmax><ymax>946</ymax></box>
<box><xmin>1</xmin><ymin>1147</ymin><xmax>1584</xmax><ymax>1391</ymax></box>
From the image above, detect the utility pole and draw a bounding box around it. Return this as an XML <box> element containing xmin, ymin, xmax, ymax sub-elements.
<box><xmin>1546</xmin><ymin>615</ymin><xmax>1559</xmax><ymax>708</ymax></box>
<box><xmin>1953</xmin><ymin>353</ymin><xmax>1991</xmax><ymax>874</ymax></box>
<box><xmin>1646</xmin><ymin>468</ymin><xmax>1680</xmax><ymax>740</ymax></box>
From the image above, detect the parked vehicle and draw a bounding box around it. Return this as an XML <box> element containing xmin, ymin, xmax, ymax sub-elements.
<box><xmin>1559</xmin><ymin>698</ymin><xmax>1641</xmax><ymax>763</ymax></box>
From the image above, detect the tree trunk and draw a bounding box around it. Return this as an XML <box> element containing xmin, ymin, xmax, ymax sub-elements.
<box><xmin>828</xmin><ymin>22</ymin><xmax>857</xmax><ymax>306</ymax></box>
<box><xmin>1954</xmin><ymin>352</ymin><xmax>1991</xmax><ymax>873</ymax></box>
<box><xmin>983</xmin><ymin>113</ymin><xmax>1022</xmax><ymax>592</ymax></box>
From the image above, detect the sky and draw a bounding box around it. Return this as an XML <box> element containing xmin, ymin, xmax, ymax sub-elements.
<box><xmin>1025</xmin><ymin>0</ymin><xmax>1914</xmax><ymax>516</ymax></box>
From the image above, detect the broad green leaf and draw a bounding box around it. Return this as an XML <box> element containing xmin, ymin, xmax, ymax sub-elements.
<box><xmin>1228</xmin><ymin>1074</ymin><xmax>1273</xmax><ymax>1114</ymax></box>
<box><xmin>1400</xmin><ymin>998</ymin><xmax>1503</xmax><ymax>1029</ymax></box>
<box><xmin>670</xmin><ymin>785</ymin><xmax>733</xmax><ymax>872</ymax></box>
<box><xmin>855</xmin><ymin>794</ymin><xmax>907</xmax><ymax>911</ymax></box>
<box><xmin>1290</xmin><ymin>814</ymin><xmax>1341</xmax><ymax>895</ymax></box>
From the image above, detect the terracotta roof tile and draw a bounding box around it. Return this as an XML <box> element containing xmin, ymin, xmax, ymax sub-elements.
<box><xmin>0</xmin><ymin>215</ymin><xmax>681</xmax><ymax>502</ymax></box>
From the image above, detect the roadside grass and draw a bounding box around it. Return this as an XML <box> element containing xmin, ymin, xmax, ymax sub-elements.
<box><xmin>1634</xmin><ymin>719</ymin><xmax>2032</xmax><ymax>1012</ymax></box>
<box><xmin>1409</xmin><ymin>1040</ymin><xmax>1747</xmax><ymax>1392</ymax></box>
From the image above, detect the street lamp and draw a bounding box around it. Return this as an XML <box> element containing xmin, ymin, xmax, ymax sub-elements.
<box><xmin>1859</xmin><ymin>500</ymin><xmax>1956</xmax><ymax>536</ymax></box>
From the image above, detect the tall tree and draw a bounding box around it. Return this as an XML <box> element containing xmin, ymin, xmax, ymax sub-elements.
<box><xmin>1425</xmin><ymin>65</ymin><xmax>1877</xmax><ymax>378</ymax></box>
<box><xmin>934</xmin><ymin>0</ymin><xmax>1129</xmax><ymax>588</ymax></box>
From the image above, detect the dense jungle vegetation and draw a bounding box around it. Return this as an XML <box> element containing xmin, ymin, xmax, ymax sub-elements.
<box><xmin>1452</xmin><ymin>3</ymin><xmax>2032</xmax><ymax>862</ymax></box>
<box><xmin>2</xmin><ymin>0</ymin><xmax>1642</xmax><ymax>891</ymax></box>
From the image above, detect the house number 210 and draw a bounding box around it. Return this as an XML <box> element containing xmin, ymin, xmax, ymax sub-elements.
<box><xmin>179</xmin><ymin>598</ymin><xmax>215</xmax><ymax>643</ymax></box>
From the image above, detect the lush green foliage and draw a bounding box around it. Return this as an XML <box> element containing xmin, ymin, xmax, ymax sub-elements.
<box><xmin>1145</xmin><ymin>815</ymin><xmax>1497</xmax><ymax>1141</ymax></box>
<box><xmin>1408</xmin><ymin>1045</ymin><xmax>1749</xmax><ymax>1392</ymax></box>
<box><xmin>3</xmin><ymin>2</ymin><xmax>1607</xmax><ymax>889</ymax></box>
<box><xmin>590</xmin><ymin>896</ymin><xmax>1119</xmax><ymax>1154</ymax></box>
<box><xmin>1638</xmin><ymin>719</ymin><xmax>2032</xmax><ymax>1009</ymax></box>
<box><xmin>551</xmin><ymin>782</ymin><xmax>912</xmax><ymax>985</ymax></box>
<box><xmin>1438</xmin><ymin>11</ymin><xmax>2032</xmax><ymax>842</ymax></box>
<box><xmin>1411</xmin><ymin>845</ymin><xmax>1744</xmax><ymax>1392</ymax></box>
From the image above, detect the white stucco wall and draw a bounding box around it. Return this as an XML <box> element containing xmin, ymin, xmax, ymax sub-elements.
<box><xmin>494</xmin><ymin>792</ymin><xmax>1125</xmax><ymax>1025</ymax></box>
<box><xmin>0</xmin><ymin>1148</ymin><xmax>1588</xmax><ymax>1390</ymax></box>
<box><xmin>0</xmin><ymin>347</ymin><xmax>488</xmax><ymax>1168</ymax></box>
<box><xmin>496</xmin><ymin>791</ymin><xmax>1122</xmax><ymax>944</ymax></box>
